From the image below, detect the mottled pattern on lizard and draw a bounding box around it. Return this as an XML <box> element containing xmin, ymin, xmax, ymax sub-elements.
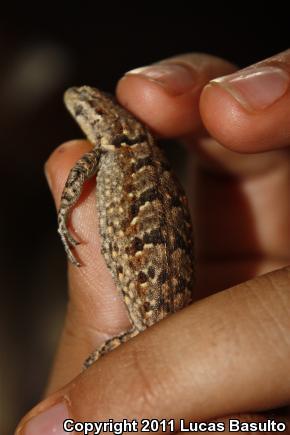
<box><xmin>58</xmin><ymin>86</ymin><xmax>194</xmax><ymax>368</ymax></box>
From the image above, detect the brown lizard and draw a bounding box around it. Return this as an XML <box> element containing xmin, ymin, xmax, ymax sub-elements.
<box><xmin>58</xmin><ymin>86</ymin><xmax>194</xmax><ymax>368</ymax></box>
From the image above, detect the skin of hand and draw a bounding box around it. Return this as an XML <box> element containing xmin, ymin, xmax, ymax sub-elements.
<box><xmin>15</xmin><ymin>51</ymin><xmax>290</xmax><ymax>434</ymax></box>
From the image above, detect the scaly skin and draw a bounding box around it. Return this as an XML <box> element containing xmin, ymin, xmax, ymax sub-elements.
<box><xmin>58</xmin><ymin>86</ymin><xmax>195</xmax><ymax>368</ymax></box>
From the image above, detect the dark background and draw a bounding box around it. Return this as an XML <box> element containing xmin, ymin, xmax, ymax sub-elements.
<box><xmin>0</xmin><ymin>11</ymin><xmax>288</xmax><ymax>434</ymax></box>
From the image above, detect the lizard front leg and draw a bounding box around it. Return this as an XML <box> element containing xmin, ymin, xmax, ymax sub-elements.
<box><xmin>58</xmin><ymin>148</ymin><xmax>101</xmax><ymax>266</ymax></box>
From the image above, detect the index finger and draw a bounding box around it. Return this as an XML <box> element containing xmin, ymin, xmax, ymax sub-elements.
<box><xmin>16</xmin><ymin>267</ymin><xmax>290</xmax><ymax>434</ymax></box>
<box><xmin>117</xmin><ymin>53</ymin><xmax>236</xmax><ymax>137</ymax></box>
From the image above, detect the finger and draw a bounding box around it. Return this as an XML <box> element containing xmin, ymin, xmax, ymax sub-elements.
<box><xmin>200</xmin><ymin>49</ymin><xmax>290</xmax><ymax>152</ymax></box>
<box><xmin>16</xmin><ymin>267</ymin><xmax>290</xmax><ymax>434</ymax></box>
<box><xmin>44</xmin><ymin>140</ymin><xmax>131</xmax><ymax>394</ymax></box>
<box><xmin>116</xmin><ymin>53</ymin><xmax>236</xmax><ymax>137</ymax></box>
<box><xmin>188</xmin><ymin>136</ymin><xmax>290</xmax><ymax>298</ymax></box>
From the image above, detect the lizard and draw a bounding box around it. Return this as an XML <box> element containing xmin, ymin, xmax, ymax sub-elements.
<box><xmin>58</xmin><ymin>86</ymin><xmax>195</xmax><ymax>368</ymax></box>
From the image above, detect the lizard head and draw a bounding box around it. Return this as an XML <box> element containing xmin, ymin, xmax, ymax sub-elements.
<box><xmin>64</xmin><ymin>86</ymin><xmax>147</xmax><ymax>149</ymax></box>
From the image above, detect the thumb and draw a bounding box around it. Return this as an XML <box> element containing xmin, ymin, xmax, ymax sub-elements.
<box><xmin>200</xmin><ymin>49</ymin><xmax>290</xmax><ymax>152</ymax></box>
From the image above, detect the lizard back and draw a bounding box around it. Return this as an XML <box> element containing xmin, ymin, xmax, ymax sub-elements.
<box><xmin>97</xmin><ymin>125</ymin><xmax>194</xmax><ymax>331</ymax></box>
<box><xmin>64</xmin><ymin>86</ymin><xmax>195</xmax><ymax>333</ymax></box>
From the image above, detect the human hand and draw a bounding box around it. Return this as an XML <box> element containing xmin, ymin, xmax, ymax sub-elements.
<box><xmin>16</xmin><ymin>51</ymin><xmax>290</xmax><ymax>434</ymax></box>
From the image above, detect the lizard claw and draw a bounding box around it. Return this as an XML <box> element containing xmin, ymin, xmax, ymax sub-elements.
<box><xmin>57</xmin><ymin>225</ymin><xmax>81</xmax><ymax>267</ymax></box>
<box><xmin>66</xmin><ymin>232</ymin><xmax>80</xmax><ymax>247</ymax></box>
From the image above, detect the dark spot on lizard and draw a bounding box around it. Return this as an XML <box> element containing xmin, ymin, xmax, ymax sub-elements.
<box><xmin>158</xmin><ymin>270</ymin><xmax>169</xmax><ymax>285</ymax></box>
<box><xmin>143</xmin><ymin>301</ymin><xmax>151</xmax><ymax>312</ymax></box>
<box><xmin>130</xmin><ymin>203</ymin><xmax>138</xmax><ymax>218</ymax></box>
<box><xmin>74</xmin><ymin>105</ymin><xmax>84</xmax><ymax>117</ymax></box>
<box><xmin>143</xmin><ymin>228</ymin><xmax>165</xmax><ymax>245</ymax></box>
<box><xmin>124</xmin><ymin>182</ymin><xmax>133</xmax><ymax>193</ymax></box>
<box><xmin>134</xmin><ymin>156</ymin><xmax>154</xmax><ymax>171</ymax></box>
<box><xmin>131</xmin><ymin>237</ymin><xmax>143</xmax><ymax>254</ymax></box>
<box><xmin>173</xmin><ymin>232</ymin><xmax>187</xmax><ymax>251</ymax></box>
<box><xmin>130</xmin><ymin>189</ymin><xmax>161</xmax><ymax>218</ymax></box>
<box><xmin>138</xmin><ymin>271</ymin><xmax>147</xmax><ymax>283</ymax></box>
<box><xmin>175</xmin><ymin>277</ymin><xmax>187</xmax><ymax>293</ymax></box>
<box><xmin>170</xmin><ymin>195</ymin><xmax>183</xmax><ymax>208</ymax></box>
<box><xmin>88</xmin><ymin>99</ymin><xmax>105</xmax><ymax>114</ymax></box>
<box><xmin>148</xmin><ymin>266</ymin><xmax>155</xmax><ymax>279</ymax></box>
<box><xmin>138</xmin><ymin>188</ymin><xmax>161</xmax><ymax>206</ymax></box>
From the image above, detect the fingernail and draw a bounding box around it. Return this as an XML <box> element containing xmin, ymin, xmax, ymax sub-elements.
<box><xmin>17</xmin><ymin>402</ymin><xmax>69</xmax><ymax>435</ymax></box>
<box><xmin>211</xmin><ymin>65</ymin><xmax>290</xmax><ymax>110</ymax></box>
<box><xmin>125</xmin><ymin>63</ymin><xmax>196</xmax><ymax>95</ymax></box>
